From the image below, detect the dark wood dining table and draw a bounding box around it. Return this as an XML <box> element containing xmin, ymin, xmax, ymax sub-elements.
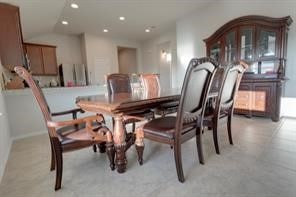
<box><xmin>76</xmin><ymin>88</ymin><xmax>182</xmax><ymax>173</ymax></box>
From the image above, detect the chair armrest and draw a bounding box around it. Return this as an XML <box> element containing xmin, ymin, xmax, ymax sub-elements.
<box><xmin>47</xmin><ymin>114</ymin><xmax>111</xmax><ymax>142</ymax></box>
<box><xmin>47</xmin><ymin>114</ymin><xmax>103</xmax><ymax>128</ymax></box>
<box><xmin>51</xmin><ymin>108</ymin><xmax>85</xmax><ymax>120</ymax></box>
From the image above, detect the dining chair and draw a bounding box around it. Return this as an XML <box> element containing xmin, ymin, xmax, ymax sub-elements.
<box><xmin>134</xmin><ymin>57</ymin><xmax>218</xmax><ymax>182</ymax></box>
<box><xmin>15</xmin><ymin>66</ymin><xmax>115</xmax><ymax>190</ymax></box>
<box><xmin>106</xmin><ymin>73</ymin><xmax>154</xmax><ymax>132</ymax></box>
<box><xmin>140</xmin><ymin>74</ymin><xmax>179</xmax><ymax>116</ymax></box>
<box><xmin>204</xmin><ymin>61</ymin><xmax>248</xmax><ymax>154</ymax></box>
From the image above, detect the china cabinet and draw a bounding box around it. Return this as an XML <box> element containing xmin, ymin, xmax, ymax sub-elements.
<box><xmin>204</xmin><ymin>15</ymin><xmax>292</xmax><ymax>121</ymax></box>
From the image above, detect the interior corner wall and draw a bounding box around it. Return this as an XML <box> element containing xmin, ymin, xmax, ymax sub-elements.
<box><xmin>0</xmin><ymin>87</ymin><xmax>12</xmax><ymax>184</ymax></box>
<box><xmin>140</xmin><ymin>28</ymin><xmax>178</xmax><ymax>87</ymax></box>
<box><xmin>176</xmin><ymin>0</ymin><xmax>296</xmax><ymax>97</ymax></box>
<box><xmin>81</xmin><ymin>33</ymin><xmax>142</xmax><ymax>85</ymax></box>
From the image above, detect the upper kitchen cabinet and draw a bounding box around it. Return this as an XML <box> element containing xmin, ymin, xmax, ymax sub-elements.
<box><xmin>0</xmin><ymin>3</ymin><xmax>25</xmax><ymax>69</ymax></box>
<box><xmin>204</xmin><ymin>16</ymin><xmax>292</xmax><ymax>122</ymax></box>
<box><xmin>24</xmin><ymin>43</ymin><xmax>58</xmax><ymax>75</ymax></box>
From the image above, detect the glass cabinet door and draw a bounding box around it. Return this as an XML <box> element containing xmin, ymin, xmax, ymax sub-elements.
<box><xmin>209</xmin><ymin>42</ymin><xmax>221</xmax><ymax>62</ymax></box>
<box><xmin>224</xmin><ymin>31</ymin><xmax>237</xmax><ymax>62</ymax></box>
<box><xmin>258</xmin><ymin>29</ymin><xmax>277</xmax><ymax>58</ymax></box>
<box><xmin>240</xmin><ymin>28</ymin><xmax>254</xmax><ymax>61</ymax></box>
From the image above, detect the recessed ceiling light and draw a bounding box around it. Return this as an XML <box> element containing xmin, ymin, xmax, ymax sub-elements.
<box><xmin>103</xmin><ymin>29</ymin><xmax>109</xmax><ymax>33</ymax></box>
<box><xmin>145</xmin><ymin>29</ymin><xmax>150</xmax><ymax>33</ymax></box>
<box><xmin>62</xmin><ymin>20</ymin><xmax>68</xmax><ymax>25</ymax></box>
<box><xmin>71</xmin><ymin>3</ymin><xmax>79</xmax><ymax>9</ymax></box>
<box><xmin>119</xmin><ymin>16</ymin><xmax>125</xmax><ymax>21</ymax></box>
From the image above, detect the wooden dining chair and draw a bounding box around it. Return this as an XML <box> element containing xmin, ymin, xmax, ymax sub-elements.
<box><xmin>134</xmin><ymin>57</ymin><xmax>218</xmax><ymax>182</ymax></box>
<box><xmin>204</xmin><ymin>61</ymin><xmax>248</xmax><ymax>154</ymax></box>
<box><xmin>140</xmin><ymin>74</ymin><xmax>179</xmax><ymax>116</ymax></box>
<box><xmin>106</xmin><ymin>73</ymin><xmax>154</xmax><ymax>131</ymax></box>
<box><xmin>14</xmin><ymin>66</ymin><xmax>115</xmax><ymax>190</ymax></box>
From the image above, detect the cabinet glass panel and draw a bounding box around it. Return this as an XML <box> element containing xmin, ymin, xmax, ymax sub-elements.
<box><xmin>258</xmin><ymin>30</ymin><xmax>276</xmax><ymax>58</ymax></box>
<box><xmin>240</xmin><ymin>28</ymin><xmax>253</xmax><ymax>60</ymax></box>
<box><xmin>261</xmin><ymin>60</ymin><xmax>278</xmax><ymax>74</ymax></box>
<box><xmin>210</xmin><ymin>42</ymin><xmax>221</xmax><ymax>62</ymax></box>
<box><xmin>225</xmin><ymin>31</ymin><xmax>236</xmax><ymax>62</ymax></box>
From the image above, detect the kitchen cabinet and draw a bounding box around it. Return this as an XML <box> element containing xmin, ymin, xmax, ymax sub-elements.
<box><xmin>0</xmin><ymin>3</ymin><xmax>24</xmax><ymax>69</ymax></box>
<box><xmin>204</xmin><ymin>15</ymin><xmax>292</xmax><ymax>121</ymax></box>
<box><xmin>24</xmin><ymin>43</ymin><xmax>58</xmax><ymax>75</ymax></box>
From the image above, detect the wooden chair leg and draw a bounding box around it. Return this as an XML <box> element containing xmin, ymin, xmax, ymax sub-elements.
<box><xmin>227</xmin><ymin>113</ymin><xmax>233</xmax><ymax>145</ymax></box>
<box><xmin>106</xmin><ymin>142</ymin><xmax>115</xmax><ymax>170</ymax></box>
<box><xmin>50</xmin><ymin>142</ymin><xmax>55</xmax><ymax>171</ymax></box>
<box><xmin>132</xmin><ymin>122</ymin><xmax>136</xmax><ymax>133</ymax></box>
<box><xmin>196</xmin><ymin>128</ymin><xmax>205</xmax><ymax>164</ymax></box>
<box><xmin>212</xmin><ymin>122</ymin><xmax>220</xmax><ymax>154</ymax></box>
<box><xmin>54</xmin><ymin>144</ymin><xmax>63</xmax><ymax>191</ymax></box>
<box><xmin>135</xmin><ymin>145</ymin><xmax>144</xmax><ymax>165</ymax></box>
<box><xmin>173</xmin><ymin>144</ymin><xmax>185</xmax><ymax>183</ymax></box>
<box><xmin>92</xmin><ymin>144</ymin><xmax>97</xmax><ymax>152</ymax></box>
<box><xmin>213</xmin><ymin>122</ymin><xmax>220</xmax><ymax>155</ymax></box>
<box><xmin>98</xmin><ymin>142</ymin><xmax>106</xmax><ymax>153</ymax></box>
<box><xmin>135</xmin><ymin>127</ymin><xmax>144</xmax><ymax>165</ymax></box>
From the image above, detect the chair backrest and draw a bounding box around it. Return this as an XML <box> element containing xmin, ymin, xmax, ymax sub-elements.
<box><xmin>106</xmin><ymin>73</ymin><xmax>132</xmax><ymax>95</ymax></box>
<box><xmin>140</xmin><ymin>74</ymin><xmax>161</xmax><ymax>98</ymax></box>
<box><xmin>175</xmin><ymin>57</ymin><xmax>218</xmax><ymax>137</ymax></box>
<box><xmin>218</xmin><ymin>62</ymin><xmax>247</xmax><ymax>107</ymax></box>
<box><xmin>14</xmin><ymin>66</ymin><xmax>56</xmax><ymax>137</ymax></box>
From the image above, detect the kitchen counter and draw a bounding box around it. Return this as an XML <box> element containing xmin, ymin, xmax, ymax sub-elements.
<box><xmin>3</xmin><ymin>85</ymin><xmax>106</xmax><ymax>96</ymax></box>
<box><xmin>3</xmin><ymin>85</ymin><xmax>108</xmax><ymax>139</ymax></box>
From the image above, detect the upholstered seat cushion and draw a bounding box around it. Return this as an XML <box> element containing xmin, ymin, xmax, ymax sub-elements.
<box><xmin>56</xmin><ymin>122</ymin><xmax>102</xmax><ymax>152</ymax></box>
<box><xmin>143</xmin><ymin>116</ymin><xmax>196</xmax><ymax>139</ymax></box>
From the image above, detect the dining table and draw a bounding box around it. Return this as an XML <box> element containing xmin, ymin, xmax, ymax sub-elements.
<box><xmin>76</xmin><ymin>88</ymin><xmax>182</xmax><ymax>173</ymax></box>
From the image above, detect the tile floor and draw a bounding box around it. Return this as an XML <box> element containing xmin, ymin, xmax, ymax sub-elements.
<box><xmin>0</xmin><ymin>116</ymin><xmax>296</xmax><ymax>197</ymax></box>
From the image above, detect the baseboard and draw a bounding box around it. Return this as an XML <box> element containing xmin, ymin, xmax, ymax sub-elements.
<box><xmin>0</xmin><ymin>137</ymin><xmax>12</xmax><ymax>184</ymax></box>
<box><xmin>12</xmin><ymin>130</ymin><xmax>47</xmax><ymax>141</ymax></box>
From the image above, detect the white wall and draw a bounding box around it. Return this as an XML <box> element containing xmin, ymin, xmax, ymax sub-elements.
<box><xmin>81</xmin><ymin>33</ymin><xmax>142</xmax><ymax>85</ymax></box>
<box><xmin>140</xmin><ymin>29</ymin><xmax>178</xmax><ymax>87</ymax></box>
<box><xmin>176</xmin><ymin>0</ymin><xmax>296</xmax><ymax>96</ymax></box>
<box><xmin>0</xmin><ymin>62</ymin><xmax>12</xmax><ymax>183</ymax></box>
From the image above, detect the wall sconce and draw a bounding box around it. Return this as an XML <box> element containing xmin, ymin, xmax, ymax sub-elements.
<box><xmin>161</xmin><ymin>50</ymin><xmax>171</xmax><ymax>62</ymax></box>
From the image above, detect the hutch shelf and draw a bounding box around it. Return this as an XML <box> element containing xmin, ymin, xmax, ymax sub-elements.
<box><xmin>204</xmin><ymin>15</ymin><xmax>293</xmax><ymax>122</ymax></box>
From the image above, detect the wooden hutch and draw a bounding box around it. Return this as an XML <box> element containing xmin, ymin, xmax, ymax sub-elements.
<box><xmin>204</xmin><ymin>15</ymin><xmax>293</xmax><ymax>122</ymax></box>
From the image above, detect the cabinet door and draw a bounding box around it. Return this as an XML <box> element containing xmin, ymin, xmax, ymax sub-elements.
<box><xmin>252</xmin><ymin>83</ymin><xmax>272</xmax><ymax>114</ymax></box>
<box><xmin>42</xmin><ymin>47</ymin><xmax>57</xmax><ymax>75</ymax></box>
<box><xmin>257</xmin><ymin>28</ymin><xmax>279</xmax><ymax>59</ymax></box>
<box><xmin>26</xmin><ymin>45</ymin><xmax>43</xmax><ymax>75</ymax></box>
<box><xmin>234</xmin><ymin>83</ymin><xmax>252</xmax><ymax>111</ymax></box>
<box><xmin>209</xmin><ymin>41</ymin><xmax>221</xmax><ymax>62</ymax></box>
<box><xmin>0</xmin><ymin>3</ymin><xmax>24</xmax><ymax>68</ymax></box>
<box><xmin>239</xmin><ymin>27</ymin><xmax>255</xmax><ymax>61</ymax></box>
<box><xmin>224</xmin><ymin>30</ymin><xmax>237</xmax><ymax>62</ymax></box>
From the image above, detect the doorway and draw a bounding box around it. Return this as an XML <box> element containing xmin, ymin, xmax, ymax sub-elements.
<box><xmin>117</xmin><ymin>47</ymin><xmax>137</xmax><ymax>74</ymax></box>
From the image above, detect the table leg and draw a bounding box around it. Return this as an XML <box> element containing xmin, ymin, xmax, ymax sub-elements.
<box><xmin>113</xmin><ymin>115</ymin><xmax>127</xmax><ymax>173</ymax></box>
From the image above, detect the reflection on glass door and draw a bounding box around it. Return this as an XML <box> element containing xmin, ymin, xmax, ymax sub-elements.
<box><xmin>210</xmin><ymin>42</ymin><xmax>220</xmax><ymax>62</ymax></box>
<box><xmin>225</xmin><ymin>31</ymin><xmax>236</xmax><ymax>62</ymax></box>
<box><xmin>240</xmin><ymin>28</ymin><xmax>254</xmax><ymax>61</ymax></box>
<box><xmin>258</xmin><ymin>30</ymin><xmax>276</xmax><ymax>58</ymax></box>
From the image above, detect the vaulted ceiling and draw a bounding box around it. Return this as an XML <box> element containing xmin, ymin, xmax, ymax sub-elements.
<box><xmin>1</xmin><ymin>0</ymin><xmax>215</xmax><ymax>41</ymax></box>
